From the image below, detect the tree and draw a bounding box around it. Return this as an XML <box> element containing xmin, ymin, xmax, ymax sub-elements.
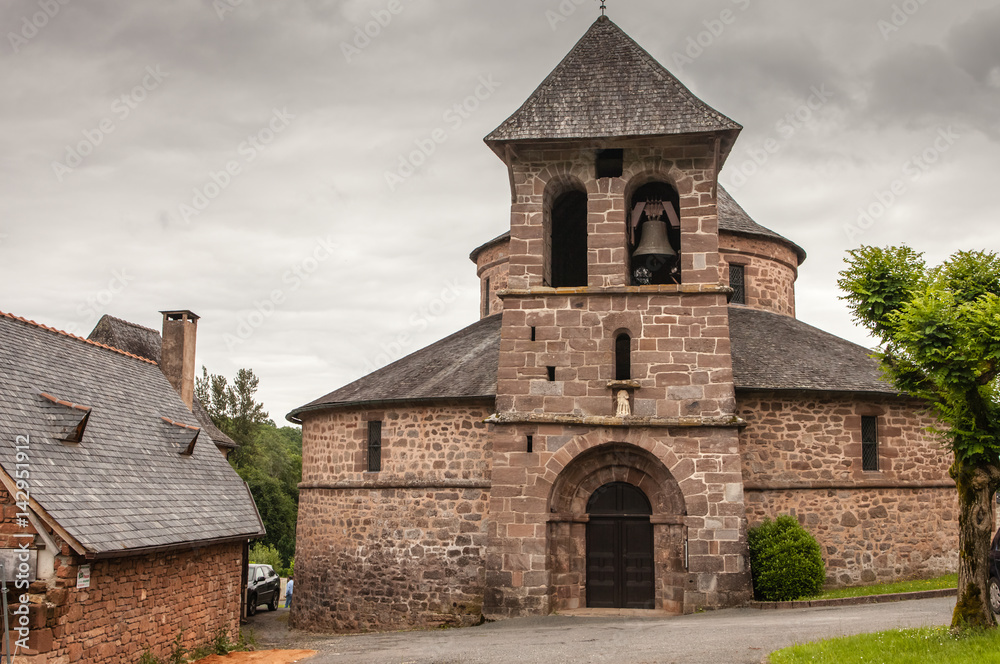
<box><xmin>839</xmin><ymin>246</ymin><xmax>1000</xmax><ymax>628</ymax></box>
<box><xmin>196</xmin><ymin>367</ymin><xmax>302</xmax><ymax>568</ymax></box>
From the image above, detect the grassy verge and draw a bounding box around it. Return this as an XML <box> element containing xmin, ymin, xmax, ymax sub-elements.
<box><xmin>808</xmin><ymin>573</ymin><xmax>957</xmax><ymax>601</ymax></box>
<box><xmin>769</xmin><ymin>626</ymin><xmax>1000</xmax><ymax>664</ymax></box>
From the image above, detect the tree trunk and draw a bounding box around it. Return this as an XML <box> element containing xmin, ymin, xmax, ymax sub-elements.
<box><xmin>952</xmin><ymin>461</ymin><xmax>998</xmax><ymax>628</ymax></box>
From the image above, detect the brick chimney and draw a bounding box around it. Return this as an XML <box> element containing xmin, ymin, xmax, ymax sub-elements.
<box><xmin>159</xmin><ymin>310</ymin><xmax>199</xmax><ymax>410</ymax></box>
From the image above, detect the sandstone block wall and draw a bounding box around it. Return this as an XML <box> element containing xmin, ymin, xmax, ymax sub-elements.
<box><xmin>719</xmin><ymin>233</ymin><xmax>798</xmax><ymax>317</ymax></box>
<box><xmin>293</xmin><ymin>486</ymin><xmax>489</xmax><ymax>632</ymax></box>
<box><xmin>294</xmin><ymin>402</ymin><xmax>494</xmax><ymax>631</ymax></box>
<box><xmin>475</xmin><ymin>239</ymin><xmax>509</xmax><ymax>319</ymax></box>
<box><xmin>738</xmin><ymin>392</ymin><xmax>957</xmax><ymax>585</ymax></box>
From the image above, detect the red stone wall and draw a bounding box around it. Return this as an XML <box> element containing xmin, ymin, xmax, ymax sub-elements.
<box><xmin>293</xmin><ymin>402</ymin><xmax>493</xmax><ymax>632</ymax></box>
<box><xmin>720</xmin><ymin>233</ymin><xmax>798</xmax><ymax>317</ymax></box>
<box><xmin>738</xmin><ymin>392</ymin><xmax>957</xmax><ymax>585</ymax></box>
<box><xmin>474</xmin><ymin>239</ymin><xmax>509</xmax><ymax>319</ymax></box>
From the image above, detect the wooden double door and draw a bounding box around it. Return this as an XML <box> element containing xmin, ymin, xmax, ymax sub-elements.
<box><xmin>585</xmin><ymin>482</ymin><xmax>655</xmax><ymax>609</ymax></box>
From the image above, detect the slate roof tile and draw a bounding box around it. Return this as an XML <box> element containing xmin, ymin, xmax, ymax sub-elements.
<box><xmin>0</xmin><ymin>311</ymin><xmax>264</xmax><ymax>555</ymax></box>
<box><xmin>486</xmin><ymin>16</ymin><xmax>740</xmax><ymax>149</ymax></box>
<box><xmin>289</xmin><ymin>307</ymin><xmax>895</xmax><ymax>419</ymax></box>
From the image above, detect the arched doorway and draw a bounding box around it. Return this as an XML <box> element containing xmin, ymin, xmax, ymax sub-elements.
<box><xmin>586</xmin><ymin>482</ymin><xmax>654</xmax><ymax>609</ymax></box>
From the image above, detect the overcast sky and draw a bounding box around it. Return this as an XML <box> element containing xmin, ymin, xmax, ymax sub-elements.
<box><xmin>2</xmin><ymin>0</ymin><xmax>998</xmax><ymax>424</ymax></box>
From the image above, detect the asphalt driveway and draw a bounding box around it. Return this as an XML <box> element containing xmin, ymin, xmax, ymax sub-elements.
<box><xmin>247</xmin><ymin>597</ymin><xmax>954</xmax><ymax>664</ymax></box>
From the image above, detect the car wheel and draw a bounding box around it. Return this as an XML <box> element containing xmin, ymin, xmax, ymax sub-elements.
<box><xmin>247</xmin><ymin>594</ymin><xmax>257</xmax><ymax>617</ymax></box>
<box><xmin>268</xmin><ymin>591</ymin><xmax>279</xmax><ymax>612</ymax></box>
<box><xmin>989</xmin><ymin>577</ymin><xmax>1000</xmax><ymax>614</ymax></box>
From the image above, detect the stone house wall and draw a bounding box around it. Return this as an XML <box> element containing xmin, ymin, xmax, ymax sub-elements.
<box><xmin>738</xmin><ymin>391</ymin><xmax>957</xmax><ymax>585</ymax></box>
<box><xmin>719</xmin><ymin>233</ymin><xmax>798</xmax><ymax>318</ymax></box>
<box><xmin>1</xmin><ymin>485</ymin><xmax>243</xmax><ymax>663</ymax></box>
<box><xmin>293</xmin><ymin>402</ymin><xmax>493</xmax><ymax>632</ymax></box>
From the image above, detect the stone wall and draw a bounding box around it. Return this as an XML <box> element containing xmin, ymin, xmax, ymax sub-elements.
<box><xmin>719</xmin><ymin>233</ymin><xmax>798</xmax><ymax>318</ymax></box>
<box><xmin>293</xmin><ymin>486</ymin><xmax>489</xmax><ymax>632</ymax></box>
<box><xmin>0</xmin><ymin>484</ymin><xmax>243</xmax><ymax>664</ymax></box>
<box><xmin>294</xmin><ymin>402</ymin><xmax>494</xmax><ymax>632</ymax></box>
<box><xmin>474</xmin><ymin>238</ymin><xmax>509</xmax><ymax>319</ymax></box>
<box><xmin>738</xmin><ymin>391</ymin><xmax>957</xmax><ymax>585</ymax></box>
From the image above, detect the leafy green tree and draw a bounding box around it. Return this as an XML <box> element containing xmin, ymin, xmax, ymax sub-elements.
<box><xmin>196</xmin><ymin>367</ymin><xmax>302</xmax><ymax>568</ymax></box>
<box><xmin>839</xmin><ymin>246</ymin><xmax>1000</xmax><ymax>628</ymax></box>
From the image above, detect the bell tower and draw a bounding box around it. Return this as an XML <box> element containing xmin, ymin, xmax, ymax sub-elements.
<box><xmin>482</xmin><ymin>15</ymin><xmax>752</xmax><ymax>617</ymax></box>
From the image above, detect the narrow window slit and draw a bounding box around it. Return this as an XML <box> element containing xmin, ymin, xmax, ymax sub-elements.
<box><xmin>547</xmin><ymin>366</ymin><xmax>556</xmax><ymax>382</ymax></box>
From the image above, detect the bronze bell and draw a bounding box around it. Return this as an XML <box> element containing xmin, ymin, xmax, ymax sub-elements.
<box><xmin>632</xmin><ymin>212</ymin><xmax>676</xmax><ymax>259</ymax></box>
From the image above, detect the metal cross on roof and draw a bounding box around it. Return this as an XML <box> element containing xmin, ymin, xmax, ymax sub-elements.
<box><xmin>600</xmin><ymin>1</ymin><xmax>607</xmax><ymax>15</ymax></box>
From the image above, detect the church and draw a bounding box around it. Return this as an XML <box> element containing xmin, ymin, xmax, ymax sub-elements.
<box><xmin>288</xmin><ymin>16</ymin><xmax>956</xmax><ymax>632</ymax></box>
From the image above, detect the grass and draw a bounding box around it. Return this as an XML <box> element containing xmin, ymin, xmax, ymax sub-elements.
<box><xmin>769</xmin><ymin>626</ymin><xmax>1000</xmax><ymax>664</ymax></box>
<box><xmin>808</xmin><ymin>573</ymin><xmax>957</xmax><ymax>601</ymax></box>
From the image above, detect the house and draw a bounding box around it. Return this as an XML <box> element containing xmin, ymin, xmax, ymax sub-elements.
<box><xmin>0</xmin><ymin>309</ymin><xmax>264</xmax><ymax>662</ymax></box>
<box><xmin>288</xmin><ymin>16</ymin><xmax>955</xmax><ymax>632</ymax></box>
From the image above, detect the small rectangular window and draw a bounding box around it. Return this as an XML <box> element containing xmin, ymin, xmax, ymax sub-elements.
<box><xmin>730</xmin><ymin>264</ymin><xmax>746</xmax><ymax>305</ymax></box>
<box><xmin>482</xmin><ymin>277</ymin><xmax>491</xmax><ymax>318</ymax></box>
<box><xmin>547</xmin><ymin>366</ymin><xmax>556</xmax><ymax>382</ymax></box>
<box><xmin>861</xmin><ymin>416</ymin><xmax>878</xmax><ymax>471</ymax></box>
<box><xmin>596</xmin><ymin>149</ymin><xmax>623</xmax><ymax>179</ymax></box>
<box><xmin>530</xmin><ymin>326</ymin><xmax>536</xmax><ymax>341</ymax></box>
<box><xmin>367</xmin><ymin>421</ymin><xmax>382</xmax><ymax>472</ymax></box>
<box><xmin>526</xmin><ymin>435</ymin><xmax>533</xmax><ymax>453</ymax></box>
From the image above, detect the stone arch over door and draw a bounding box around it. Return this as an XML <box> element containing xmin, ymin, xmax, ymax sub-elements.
<box><xmin>547</xmin><ymin>443</ymin><xmax>688</xmax><ymax>613</ymax></box>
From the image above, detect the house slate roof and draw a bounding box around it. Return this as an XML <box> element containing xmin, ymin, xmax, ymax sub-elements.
<box><xmin>288</xmin><ymin>307</ymin><xmax>895</xmax><ymax>420</ymax></box>
<box><xmin>485</xmin><ymin>16</ymin><xmax>741</xmax><ymax>158</ymax></box>
<box><xmin>0</xmin><ymin>311</ymin><xmax>264</xmax><ymax>556</ymax></box>
<box><xmin>87</xmin><ymin>314</ymin><xmax>238</xmax><ymax>449</ymax></box>
<box><xmin>469</xmin><ymin>186</ymin><xmax>805</xmax><ymax>265</ymax></box>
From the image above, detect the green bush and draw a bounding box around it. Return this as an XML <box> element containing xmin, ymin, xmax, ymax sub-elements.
<box><xmin>748</xmin><ymin>515</ymin><xmax>826</xmax><ymax>601</ymax></box>
<box><xmin>249</xmin><ymin>542</ymin><xmax>282</xmax><ymax>571</ymax></box>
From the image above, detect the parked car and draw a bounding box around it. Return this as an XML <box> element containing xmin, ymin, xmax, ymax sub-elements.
<box><xmin>990</xmin><ymin>531</ymin><xmax>1000</xmax><ymax>614</ymax></box>
<box><xmin>247</xmin><ymin>563</ymin><xmax>280</xmax><ymax>616</ymax></box>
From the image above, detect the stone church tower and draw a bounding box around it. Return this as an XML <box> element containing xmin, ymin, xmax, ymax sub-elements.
<box><xmin>480</xmin><ymin>15</ymin><xmax>749</xmax><ymax>616</ymax></box>
<box><xmin>289</xmin><ymin>16</ymin><xmax>955</xmax><ymax>633</ymax></box>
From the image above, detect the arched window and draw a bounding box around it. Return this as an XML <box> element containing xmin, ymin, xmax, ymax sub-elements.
<box><xmin>550</xmin><ymin>190</ymin><xmax>588</xmax><ymax>288</ymax></box>
<box><xmin>629</xmin><ymin>182</ymin><xmax>681</xmax><ymax>286</ymax></box>
<box><xmin>615</xmin><ymin>333</ymin><xmax>631</xmax><ymax>381</ymax></box>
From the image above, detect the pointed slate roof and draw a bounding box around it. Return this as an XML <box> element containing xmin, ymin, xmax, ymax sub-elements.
<box><xmin>486</xmin><ymin>16</ymin><xmax>740</xmax><ymax>150</ymax></box>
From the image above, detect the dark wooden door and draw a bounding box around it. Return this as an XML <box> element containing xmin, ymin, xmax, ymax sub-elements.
<box><xmin>586</xmin><ymin>482</ymin><xmax>654</xmax><ymax>609</ymax></box>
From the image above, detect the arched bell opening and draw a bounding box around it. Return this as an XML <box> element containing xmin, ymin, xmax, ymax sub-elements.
<box><xmin>546</xmin><ymin>443</ymin><xmax>688</xmax><ymax>613</ymax></box>
<box><xmin>628</xmin><ymin>182</ymin><xmax>681</xmax><ymax>286</ymax></box>
<box><xmin>546</xmin><ymin>187</ymin><xmax>588</xmax><ymax>288</ymax></box>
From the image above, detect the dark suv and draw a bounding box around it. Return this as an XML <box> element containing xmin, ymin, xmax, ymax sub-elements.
<box><xmin>247</xmin><ymin>563</ymin><xmax>280</xmax><ymax>616</ymax></box>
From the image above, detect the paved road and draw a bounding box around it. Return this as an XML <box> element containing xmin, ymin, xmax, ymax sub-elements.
<box><xmin>249</xmin><ymin>597</ymin><xmax>954</xmax><ymax>664</ymax></box>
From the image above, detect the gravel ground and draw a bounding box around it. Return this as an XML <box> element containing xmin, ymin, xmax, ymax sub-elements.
<box><xmin>244</xmin><ymin>597</ymin><xmax>954</xmax><ymax>664</ymax></box>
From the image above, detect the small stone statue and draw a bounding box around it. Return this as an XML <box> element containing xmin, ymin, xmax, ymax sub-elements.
<box><xmin>616</xmin><ymin>390</ymin><xmax>631</xmax><ymax>417</ymax></box>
